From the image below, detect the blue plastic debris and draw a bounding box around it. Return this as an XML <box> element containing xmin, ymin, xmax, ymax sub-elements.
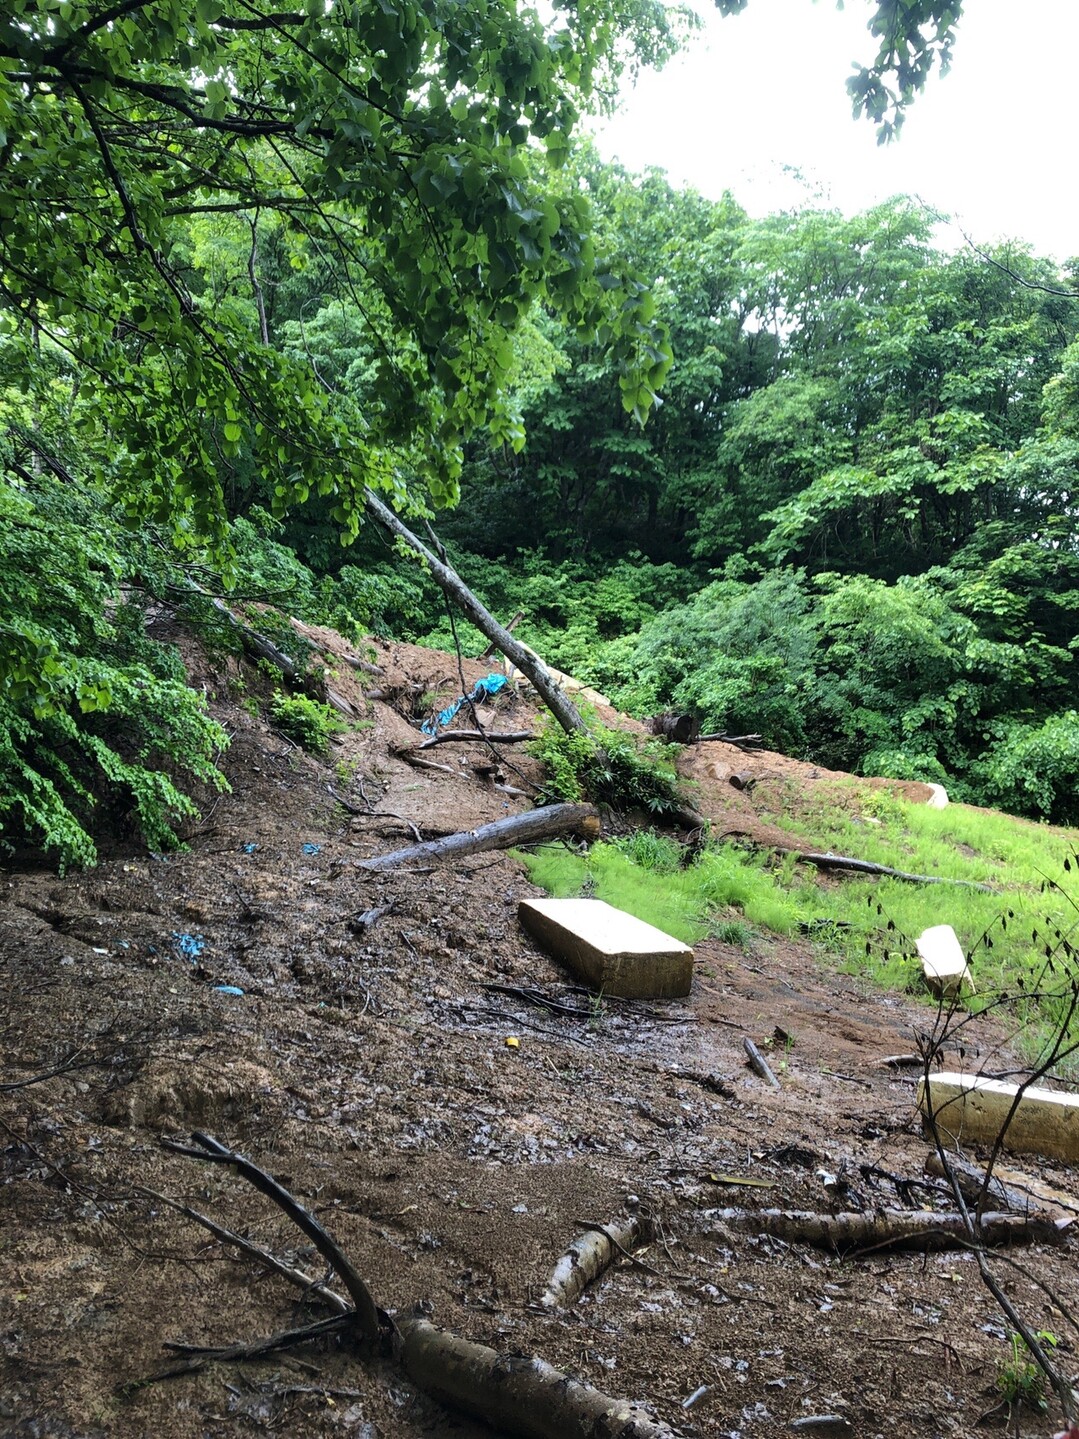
<box><xmin>242</xmin><ymin>842</ymin><xmax>258</xmax><ymax>854</ymax></box>
<box><xmin>301</xmin><ymin>842</ymin><xmax>321</xmax><ymax>856</ymax></box>
<box><xmin>213</xmin><ymin>985</ymin><xmax>245</xmax><ymax>996</ymax></box>
<box><xmin>421</xmin><ymin>672</ymin><xmax>509</xmax><ymax>736</ymax></box>
<box><xmin>171</xmin><ymin>931</ymin><xmax>205</xmax><ymax>959</ymax></box>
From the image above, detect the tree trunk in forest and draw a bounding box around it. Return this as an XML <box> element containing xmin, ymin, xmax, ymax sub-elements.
<box><xmin>363</xmin><ymin>489</ymin><xmax>592</xmax><ymax>742</ymax></box>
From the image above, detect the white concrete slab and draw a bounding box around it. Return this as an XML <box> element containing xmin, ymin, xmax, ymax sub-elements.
<box><xmin>518</xmin><ymin>897</ymin><xmax>693</xmax><ymax>999</ymax></box>
<box><xmin>917</xmin><ymin>924</ymin><xmax>974</xmax><ymax>997</ymax></box>
<box><xmin>918</xmin><ymin>1070</ymin><xmax>1079</xmax><ymax>1162</ymax></box>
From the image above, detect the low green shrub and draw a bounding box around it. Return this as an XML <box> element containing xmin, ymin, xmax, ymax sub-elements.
<box><xmin>528</xmin><ymin>714</ymin><xmax>687</xmax><ymax>817</ymax></box>
<box><xmin>269</xmin><ymin>690</ymin><xmax>346</xmax><ymax>754</ymax></box>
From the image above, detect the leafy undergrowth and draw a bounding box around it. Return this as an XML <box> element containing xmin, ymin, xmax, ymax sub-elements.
<box><xmin>523</xmin><ymin>792</ymin><xmax>1079</xmax><ymax>1071</ymax></box>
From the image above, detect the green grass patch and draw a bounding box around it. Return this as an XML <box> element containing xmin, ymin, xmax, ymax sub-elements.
<box><xmin>520</xmin><ymin>798</ymin><xmax>1079</xmax><ymax>1070</ymax></box>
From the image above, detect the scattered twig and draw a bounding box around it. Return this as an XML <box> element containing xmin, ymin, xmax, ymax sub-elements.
<box><xmin>141</xmin><ymin>1188</ymin><xmax>349</xmax><ymax>1313</ymax></box>
<box><xmin>160</xmin><ymin>1132</ymin><xmax>383</xmax><ymax>1342</ymax></box>
<box><xmin>418</xmin><ymin>729</ymin><xmax>533</xmax><ymax>749</ymax></box>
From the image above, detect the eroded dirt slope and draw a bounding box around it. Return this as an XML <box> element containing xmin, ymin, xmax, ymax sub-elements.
<box><xmin>2</xmin><ymin>626</ymin><xmax>1076</xmax><ymax>1439</ymax></box>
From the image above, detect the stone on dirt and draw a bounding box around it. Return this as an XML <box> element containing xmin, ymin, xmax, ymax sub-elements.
<box><xmin>518</xmin><ymin>897</ymin><xmax>693</xmax><ymax>999</ymax></box>
<box><xmin>918</xmin><ymin>1070</ymin><xmax>1079</xmax><ymax>1162</ymax></box>
<box><xmin>916</xmin><ymin>924</ymin><xmax>974</xmax><ymax>997</ymax></box>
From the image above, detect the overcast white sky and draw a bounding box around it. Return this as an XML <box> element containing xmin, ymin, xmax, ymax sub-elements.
<box><xmin>588</xmin><ymin>0</ymin><xmax>1079</xmax><ymax>263</ymax></box>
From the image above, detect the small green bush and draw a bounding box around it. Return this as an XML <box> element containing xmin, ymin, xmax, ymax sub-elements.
<box><xmin>270</xmin><ymin>691</ymin><xmax>346</xmax><ymax>754</ymax></box>
<box><xmin>529</xmin><ymin>716</ymin><xmax>686</xmax><ymax>817</ymax></box>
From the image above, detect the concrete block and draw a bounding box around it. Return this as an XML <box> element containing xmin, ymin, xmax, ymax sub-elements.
<box><xmin>917</xmin><ymin>924</ymin><xmax>974</xmax><ymax>997</ymax></box>
<box><xmin>918</xmin><ymin>1070</ymin><xmax>1079</xmax><ymax>1162</ymax></box>
<box><xmin>518</xmin><ymin>897</ymin><xmax>693</xmax><ymax>999</ymax></box>
<box><xmin>924</xmin><ymin>783</ymin><xmax>949</xmax><ymax>808</ymax></box>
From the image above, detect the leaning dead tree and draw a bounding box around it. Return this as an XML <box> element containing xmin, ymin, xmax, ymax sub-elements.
<box><xmin>150</xmin><ymin>1132</ymin><xmax>681</xmax><ymax>1439</ymax></box>
<box><xmin>364</xmin><ymin>489</ymin><xmax>591</xmax><ymax>741</ymax></box>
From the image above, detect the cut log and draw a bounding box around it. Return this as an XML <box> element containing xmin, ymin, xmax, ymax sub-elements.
<box><xmin>743</xmin><ymin>1037</ymin><xmax>781</xmax><ymax>1089</ymax></box>
<box><xmin>650</xmin><ymin>713</ymin><xmax>700</xmax><ymax>744</ymax></box>
<box><xmin>363</xmin><ymin>490</ymin><xmax>592</xmax><ymax>742</ymax></box>
<box><xmin>700</xmin><ymin>1206</ymin><xmax>1069</xmax><ymax>1252</ymax></box>
<box><xmin>357</xmin><ymin>802</ymin><xmax>600</xmax><ymax>872</ymax></box>
<box><xmin>540</xmin><ymin>1215</ymin><xmax>649</xmax><ymax>1309</ymax></box>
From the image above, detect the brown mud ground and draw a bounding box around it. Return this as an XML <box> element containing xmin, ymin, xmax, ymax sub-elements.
<box><xmin>2</xmin><ymin>624</ymin><xmax>1077</xmax><ymax>1439</ymax></box>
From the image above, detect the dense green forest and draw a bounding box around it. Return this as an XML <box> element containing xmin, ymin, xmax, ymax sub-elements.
<box><xmin>3</xmin><ymin>0</ymin><xmax>1079</xmax><ymax>869</ymax></box>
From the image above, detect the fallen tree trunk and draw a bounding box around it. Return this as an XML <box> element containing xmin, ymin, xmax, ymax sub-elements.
<box><xmin>398</xmin><ymin>1315</ymin><xmax>677</xmax><ymax>1439</ymax></box>
<box><xmin>153</xmin><ymin>1133</ymin><xmax>682</xmax><ymax>1439</ymax></box>
<box><xmin>357</xmin><ymin>802</ymin><xmax>600</xmax><ymax>872</ymax></box>
<box><xmin>774</xmin><ymin>848</ymin><xmax>996</xmax><ymax>892</ymax></box>
<box><xmin>201</xmin><ymin>593</ymin><xmax>357</xmax><ymax>719</ymax></box>
<box><xmin>926</xmin><ymin>1151</ymin><xmax>1079</xmax><ymax>1218</ymax></box>
<box><xmin>700</xmin><ymin>1206</ymin><xmax>1069</xmax><ymax>1253</ymax></box>
<box><xmin>364</xmin><ymin>490</ymin><xmax>591</xmax><ymax>742</ymax></box>
<box><xmin>540</xmin><ymin>1215</ymin><xmax>649</xmax><ymax>1309</ymax></box>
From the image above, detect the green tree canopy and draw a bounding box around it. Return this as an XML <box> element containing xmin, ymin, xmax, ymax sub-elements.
<box><xmin>0</xmin><ymin>0</ymin><xmax>687</xmax><ymax>550</ymax></box>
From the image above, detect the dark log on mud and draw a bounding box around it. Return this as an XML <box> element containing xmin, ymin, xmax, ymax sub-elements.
<box><xmin>364</xmin><ymin>490</ymin><xmax>592</xmax><ymax>742</ymax></box>
<box><xmin>540</xmin><ymin>1215</ymin><xmax>649</xmax><ymax>1309</ymax></box>
<box><xmin>154</xmin><ymin>1133</ymin><xmax>683</xmax><ymax>1439</ymax></box>
<box><xmin>701</xmin><ymin>1206</ymin><xmax>1070</xmax><ymax>1253</ymax></box>
<box><xmin>925</xmin><ymin>1151</ymin><xmax>1041</xmax><ymax>1215</ymax></box>
<box><xmin>419</xmin><ymin>729</ymin><xmax>533</xmax><ymax>749</ymax></box>
<box><xmin>343</xmin><ymin>653</ymin><xmax>385</xmax><ymax>677</ymax></box>
<box><xmin>773</xmin><ymin>848</ymin><xmax>996</xmax><ymax>892</ymax></box>
<box><xmin>649</xmin><ymin>713</ymin><xmax>700</xmax><ymax>744</ymax></box>
<box><xmin>357</xmin><ymin>802</ymin><xmax>601</xmax><ymax>872</ymax></box>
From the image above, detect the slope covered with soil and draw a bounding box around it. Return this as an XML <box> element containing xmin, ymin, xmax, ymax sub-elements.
<box><xmin>2</xmin><ymin>622</ymin><xmax>1076</xmax><ymax>1439</ymax></box>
